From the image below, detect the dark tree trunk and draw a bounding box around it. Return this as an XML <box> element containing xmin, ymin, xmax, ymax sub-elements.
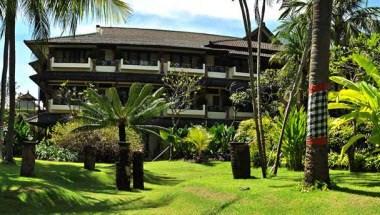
<box><xmin>116</xmin><ymin>122</ymin><xmax>131</xmax><ymax>191</ymax></box>
<box><xmin>238</xmin><ymin>0</ymin><xmax>266</xmax><ymax>178</ymax></box>
<box><xmin>84</xmin><ymin>145</ymin><xmax>96</xmax><ymax>170</ymax></box>
<box><xmin>304</xmin><ymin>0</ymin><xmax>332</xmax><ymax>186</ymax></box>
<box><xmin>230</xmin><ymin>142</ymin><xmax>251</xmax><ymax>179</ymax></box>
<box><xmin>347</xmin><ymin>146</ymin><xmax>357</xmax><ymax>172</ymax></box>
<box><xmin>4</xmin><ymin>10</ymin><xmax>16</xmax><ymax>164</ymax></box>
<box><xmin>20</xmin><ymin>141</ymin><xmax>37</xmax><ymax>177</ymax></box>
<box><xmin>0</xmin><ymin>23</ymin><xmax>9</xmax><ymax>160</ymax></box>
<box><xmin>133</xmin><ymin>151</ymin><xmax>144</xmax><ymax>189</ymax></box>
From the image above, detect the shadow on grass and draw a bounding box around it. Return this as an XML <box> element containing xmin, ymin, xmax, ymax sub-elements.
<box><xmin>334</xmin><ymin>186</ymin><xmax>380</xmax><ymax>198</ymax></box>
<box><xmin>206</xmin><ymin>198</ymin><xmax>240</xmax><ymax>215</ymax></box>
<box><xmin>144</xmin><ymin>170</ymin><xmax>183</xmax><ymax>186</ymax></box>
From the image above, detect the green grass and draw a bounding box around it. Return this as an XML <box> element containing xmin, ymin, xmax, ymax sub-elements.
<box><xmin>0</xmin><ymin>159</ymin><xmax>379</xmax><ymax>215</ymax></box>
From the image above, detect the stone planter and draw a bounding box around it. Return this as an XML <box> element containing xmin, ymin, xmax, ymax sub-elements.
<box><xmin>84</xmin><ymin>145</ymin><xmax>96</xmax><ymax>170</ymax></box>
<box><xmin>20</xmin><ymin>141</ymin><xmax>38</xmax><ymax>177</ymax></box>
<box><xmin>133</xmin><ymin>151</ymin><xmax>144</xmax><ymax>189</ymax></box>
<box><xmin>230</xmin><ymin>142</ymin><xmax>251</xmax><ymax>179</ymax></box>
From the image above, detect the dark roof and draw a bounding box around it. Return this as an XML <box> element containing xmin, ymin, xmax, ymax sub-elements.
<box><xmin>25</xmin><ymin>26</ymin><xmax>282</xmax><ymax>55</ymax></box>
<box><xmin>18</xmin><ymin>91</ymin><xmax>37</xmax><ymax>101</ymax></box>
<box><xmin>209</xmin><ymin>39</ymin><xmax>283</xmax><ymax>51</ymax></box>
<box><xmin>26</xmin><ymin>112</ymin><xmax>70</xmax><ymax>128</ymax></box>
<box><xmin>26</xmin><ymin>27</ymin><xmax>237</xmax><ymax>50</ymax></box>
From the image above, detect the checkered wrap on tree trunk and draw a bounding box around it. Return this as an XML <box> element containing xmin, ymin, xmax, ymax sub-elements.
<box><xmin>307</xmin><ymin>90</ymin><xmax>328</xmax><ymax>139</ymax></box>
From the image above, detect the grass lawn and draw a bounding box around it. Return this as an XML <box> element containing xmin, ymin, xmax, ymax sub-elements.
<box><xmin>0</xmin><ymin>159</ymin><xmax>379</xmax><ymax>214</ymax></box>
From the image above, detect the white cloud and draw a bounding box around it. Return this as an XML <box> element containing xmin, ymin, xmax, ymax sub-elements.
<box><xmin>125</xmin><ymin>0</ymin><xmax>281</xmax><ymax>22</ymax></box>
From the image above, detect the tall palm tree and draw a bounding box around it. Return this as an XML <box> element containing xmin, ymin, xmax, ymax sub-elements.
<box><xmin>304</xmin><ymin>0</ymin><xmax>332</xmax><ymax>186</ymax></box>
<box><xmin>77</xmin><ymin>84</ymin><xmax>169</xmax><ymax>191</ymax></box>
<box><xmin>237</xmin><ymin>0</ymin><xmax>267</xmax><ymax>178</ymax></box>
<box><xmin>1</xmin><ymin>0</ymin><xmax>131</xmax><ymax>163</ymax></box>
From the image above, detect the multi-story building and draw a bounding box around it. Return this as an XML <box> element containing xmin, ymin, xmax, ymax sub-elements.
<box><xmin>25</xmin><ymin>25</ymin><xmax>281</xmax><ymax>129</ymax></box>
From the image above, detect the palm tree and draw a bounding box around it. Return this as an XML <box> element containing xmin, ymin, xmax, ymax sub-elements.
<box><xmin>237</xmin><ymin>0</ymin><xmax>267</xmax><ymax>178</ymax></box>
<box><xmin>1</xmin><ymin>0</ymin><xmax>131</xmax><ymax>163</ymax></box>
<box><xmin>77</xmin><ymin>84</ymin><xmax>169</xmax><ymax>191</ymax></box>
<box><xmin>304</xmin><ymin>0</ymin><xmax>332</xmax><ymax>186</ymax></box>
<box><xmin>279</xmin><ymin>0</ymin><xmax>380</xmax><ymax>46</ymax></box>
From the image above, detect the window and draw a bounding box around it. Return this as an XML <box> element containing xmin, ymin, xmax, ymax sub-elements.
<box><xmin>140</xmin><ymin>53</ymin><xmax>149</xmax><ymax>66</ymax></box>
<box><xmin>171</xmin><ymin>54</ymin><xmax>181</xmax><ymax>67</ymax></box>
<box><xmin>150</xmin><ymin>53</ymin><xmax>158</xmax><ymax>66</ymax></box>
<box><xmin>53</xmin><ymin>49</ymin><xmax>90</xmax><ymax>63</ymax></box>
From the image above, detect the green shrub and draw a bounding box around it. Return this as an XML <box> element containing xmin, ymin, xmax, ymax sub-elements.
<box><xmin>279</xmin><ymin>107</ymin><xmax>307</xmax><ymax>171</ymax></box>
<box><xmin>328</xmin><ymin>119</ymin><xmax>354</xmax><ymax>153</ymax></box>
<box><xmin>328</xmin><ymin>152</ymin><xmax>349</xmax><ymax>169</ymax></box>
<box><xmin>160</xmin><ymin>127</ymin><xmax>192</xmax><ymax>159</ymax></box>
<box><xmin>235</xmin><ymin>116</ymin><xmax>278</xmax><ymax>167</ymax></box>
<box><xmin>208</xmin><ymin>124</ymin><xmax>235</xmax><ymax>160</ymax></box>
<box><xmin>50</xmin><ymin>120</ymin><xmax>142</xmax><ymax>163</ymax></box>
<box><xmin>36</xmin><ymin>139</ymin><xmax>79</xmax><ymax>162</ymax></box>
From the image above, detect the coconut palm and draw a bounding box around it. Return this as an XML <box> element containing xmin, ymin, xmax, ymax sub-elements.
<box><xmin>77</xmin><ymin>84</ymin><xmax>169</xmax><ymax>191</ymax></box>
<box><xmin>304</xmin><ymin>0</ymin><xmax>332</xmax><ymax>186</ymax></box>
<box><xmin>1</xmin><ymin>0</ymin><xmax>131</xmax><ymax>163</ymax></box>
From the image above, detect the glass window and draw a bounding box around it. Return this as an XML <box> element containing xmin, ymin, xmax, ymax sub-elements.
<box><xmin>140</xmin><ymin>53</ymin><xmax>149</xmax><ymax>66</ymax></box>
<box><xmin>128</xmin><ymin>52</ymin><xmax>139</xmax><ymax>65</ymax></box>
<box><xmin>182</xmin><ymin>55</ymin><xmax>191</xmax><ymax>68</ymax></box>
<box><xmin>192</xmin><ymin>56</ymin><xmax>202</xmax><ymax>69</ymax></box>
<box><xmin>171</xmin><ymin>54</ymin><xmax>181</xmax><ymax>67</ymax></box>
<box><xmin>150</xmin><ymin>53</ymin><xmax>158</xmax><ymax>66</ymax></box>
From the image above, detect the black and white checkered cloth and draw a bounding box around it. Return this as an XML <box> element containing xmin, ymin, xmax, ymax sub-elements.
<box><xmin>307</xmin><ymin>90</ymin><xmax>328</xmax><ymax>138</ymax></box>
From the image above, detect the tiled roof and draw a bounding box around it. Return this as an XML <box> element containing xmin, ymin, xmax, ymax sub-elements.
<box><xmin>27</xmin><ymin>27</ymin><xmax>237</xmax><ymax>50</ymax></box>
<box><xmin>25</xmin><ymin>26</ymin><xmax>282</xmax><ymax>55</ymax></box>
<box><xmin>209</xmin><ymin>39</ymin><xmax>283</xmax><ymax>51</ymax></box>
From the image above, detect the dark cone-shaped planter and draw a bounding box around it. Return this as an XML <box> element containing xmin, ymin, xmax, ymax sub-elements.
<box><xmin>133</xmin><ymin>151</ymin><xmax>144</xmax><ymax>189</ymax></box>
<box><xmin>84</xmin><ymin>145</ymin><xmax>96</xmax><ymax>170</ymax></box>
<box><xmin>230</xmin><ymin>142</ymin><xmax>251</xmax><ymax>179</ymax></box>
<box><xmin>116</xmin><ymin>145</ymin><xmax>131</xmax><ymax>191</ymax></box>
<box><xmin>20</xmin><ymin>141</ymin><xmax>38</xmax><ymax>177</ymax></box>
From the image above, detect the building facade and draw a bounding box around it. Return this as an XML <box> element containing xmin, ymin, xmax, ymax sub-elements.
<box><xmin>25</xmin><ymin>25</ymin><xmax>281</xmax><ymax>127</ymax></box>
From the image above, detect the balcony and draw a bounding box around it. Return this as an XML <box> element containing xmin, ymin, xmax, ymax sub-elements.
<box><xmin>228</xmin><ymin>107</ymin><xmax>253</xmax><ymax>119</ymax></box>
<box><xmin>167</xmin><ymin>61</ymin><xmax>205</xmax><ymax>75</ymax></box>
<box><xmin>96</xmin><ymin>60</ymin><xmax>118</xmax><ymax>73</ymax></box>
<box><xmin>228</xmin><ymin>66</ymin><xmax>254</xmax><ymax>79</ymax></box>
<box><xmin>206</xmin><ymin>66</ymin><xmax>228</xmax><ymax>79</ymax></box>
<box><xmin>207</xmin><ymin>106</ymin><xmax>227</xmax><ymax>119</ymax></box>
<box><xmin>50</xmin><ymin>57</ymin><xmax>92</xmax><ymax>71</ymax></box>
<box><xmin>48</xmin><ymin>99</ymin><xmax>80</xmax><ymax>113</ymax></box>
<box><xmin>166</xmin><ymin>104</ymin><xmax>206</xmax><ymax>118</ymax></box>
<box><xmin>120</xmin><ymin>59</ymin><xmax>160</xmax><ymax>73</ymax></box>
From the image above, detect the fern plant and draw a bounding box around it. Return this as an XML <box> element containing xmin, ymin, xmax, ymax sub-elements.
<box><xmin>186</xmin><ymin>126</ymin><xmax>213</xmax><ymax>163</ymax></box>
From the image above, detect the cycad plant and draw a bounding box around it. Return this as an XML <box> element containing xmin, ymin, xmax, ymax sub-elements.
<box><xmin>186</xmin><ymin>126</ymin><xmax>212</xmax><ymax>163</ymax></box>
<box><xmin>329</xmin><ymin>53</ymin><xmax>380</xmax><ymax>153</ymax></box>
<box><xmin>77</xmin><ymin>83</ymin><xmax>169</xmax><ymax>191</ymax></box>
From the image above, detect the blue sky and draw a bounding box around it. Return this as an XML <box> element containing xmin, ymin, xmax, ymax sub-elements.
<box><xmin>0</xmin><ymin>0</ymin><xmax>379</xmax><ymax>98</ymax></box>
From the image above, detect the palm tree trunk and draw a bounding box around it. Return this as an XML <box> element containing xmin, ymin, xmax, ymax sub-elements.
<box><xmin>255</xmin><ymin>0</ymin><xmax>267</xmax><ymax>177</ymax></box>
<box><xmin>272</xmin><ymin>25</ymin><xmax>312</xmax><ymax>176</ymax></box>
<box><xmin>304</xmin><ymin>0</ymin><xmax>332</xmax><ymax>186</ymax></box>
<box><xmin>0</xmin><ymin>25</ymin><xmax>9</xmax><ymax>160</ymax></box>
<box><xmin>239</xmin><ymin>0</ymin><xmax>266</xmax><ymax>178</ymax></box>
<box><xmin>4</xmin><ymin>10</ymin><xmax>16</xmax><ymax>164</ymax></box>
<box><xmin>116</xmin><ymin>122</ymin><xmax>131</xmax><ymax>190</ymax></box>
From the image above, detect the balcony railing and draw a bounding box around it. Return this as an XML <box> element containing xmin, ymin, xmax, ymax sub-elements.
<box><xmin>167</xmin><ymin>61</ymin><xmax>205</xmax><ymax>75</ymax></box>
<box><xmin>166</xmin><ymin>104</ymin><xmax>206</xmax><ymax>117</ymax></box>
<box><xmin>48</xmin><ymin>99</ymin><xmax>81</xmax><ymax>113</ymax></box>
<box><xmin>207</xmin><ymin>66</ymin><xmax>228</xmax><ymax>78</ymax></box>
<box><xmin>120</xmin><ymin>59</ymin><xmax>160</xmax><ymax>73</ymax></box>
<box><xmin>95</xmin><ymin>60</ymin><xmax>118</xmax><ymax>72</ymax></box>
<box><xmin>228</xmin><ymin>66</ymin><xmax>255</xmax><ymax>79</ymax></box>
<box><xmin>50</xmin><ymin>57</ymin><xmax>92</xmax><ymax>71</ymax></box>
<box><xmin>207</xmin><ymin>106</ymin><xmax>228</xmax><ymax>119</ymax></box>
<box><xmin>228</xmin><ymin>107</ymin><xmax>253</xmax><ymax>119</ymax></box>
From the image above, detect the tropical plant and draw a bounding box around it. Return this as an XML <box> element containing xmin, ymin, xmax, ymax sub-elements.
<box><xmin>36</xmin><ymin>139</ymin><xmax>79</xmax><ymax>162</ymax></box>
<box><xmin>0</xmin><ymin>0</ymin><xmax>131</xmax><ymax>164</ymax></box>
<box><xmin>277</xmin><ymin>107</ymin><xmax>307</xmax><ymax>171</ymax></box>
<box><xmin>329</xmin><ymin>54</ymin><xmax>380</xmax><ymax>155</ymax></box>
<box><xmin>185</xmin><ymin>126</ymin><xmax>213</xmax><ymax>163</ymax></box>
<box><xmin>77</xmin><ymin>84</ymin><xmax>168</xmax><ymax>191</ymax></box>
<box><xmin>303</xmin><ymin>0</ymin><xmax>332</xmax><ymax>186</ymax></box>
<box><xmin>208</xmin><ymin>124</ymin><xmax>236</xmax><ymax>160</ymax></box>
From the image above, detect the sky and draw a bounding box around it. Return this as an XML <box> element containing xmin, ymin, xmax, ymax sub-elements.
<box><xmin>0</xmin><ymin>0</ymin><xmax>379</xmax><ymax>98</ymax></box>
